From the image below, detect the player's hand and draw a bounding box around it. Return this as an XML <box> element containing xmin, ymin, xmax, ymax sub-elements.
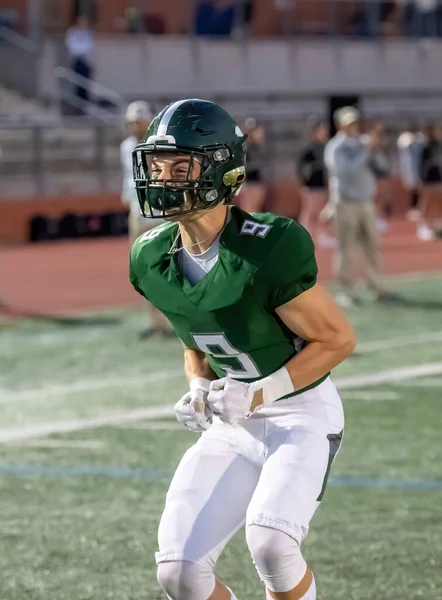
<box><xmin>208</xmin><ymin>377</ymin><xmax>261</xmax><ymax>425</ymax></box>
<box><xmin>174</xmin><ymin>386</ymin><xmax>213</xmax><ymax>433</ymax></box>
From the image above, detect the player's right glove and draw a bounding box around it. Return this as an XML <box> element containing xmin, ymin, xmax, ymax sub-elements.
<box><xmin>174</xmin><ymin>377</ymin><xmax>213</xmax><ymax>432</ymax></box>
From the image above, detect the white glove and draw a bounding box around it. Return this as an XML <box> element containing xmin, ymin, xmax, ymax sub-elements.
<box><xmin>174</xmin><ymin>378</ymin><xmax>213</xmax><ymax>432</ymax></box>
<box><xmin>208</xmin><ymin>368</ymin><xmax>295</xmax><ymax>425</ymax></box>
<box><xmin>208</xmin><ymin>377</ymin><xmax>256</xmax><ymax>425</ymax></box>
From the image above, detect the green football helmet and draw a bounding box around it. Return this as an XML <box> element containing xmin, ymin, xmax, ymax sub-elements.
<box><xmin>132</xmin><ymin>98</ymin><xmax>247</xmax><ymax>218</ymax></box>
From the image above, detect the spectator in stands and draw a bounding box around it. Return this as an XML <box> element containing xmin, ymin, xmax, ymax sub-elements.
<box><xmin>71</xmin><ymin>0</ymin><xmax>98</xmax><ymax>27</ymax></box>
<box><xmin>120</xmin><ymin>101</ymin><xmax>172</xmax><ymax>339</ymax></box>
<box><xmin>324</xmin><ymin>106</ymin><xmax>400</xmax><ymax>306</ymax></box>
<box><xmin>65</xmin><ymin>16</ymin><xmax>94</xmax><ymax>115</ymax></box>
<box><xmin>195</xmin><ymin>0</ymin><xmax>252</xmax><ymax>36</ymax></box>
<box><xmin>238</xmin><ymin>117</ymin><xmax>267</xmax><ymax>212</ymax></box>
<box><xmin>124</xmin><ymin>6</ymin><xmax>145</xmax><ymax>34</ymax></box>
<box><xmin>351</xmin><ymin>0</ymin><xmax>397</xmax><ymax>37</ymax></box>
<box><xmin>275</xmin><ymin>0</ymin><xmax>294</xmax><ymax>35</ymax></box>
<box><xmin>403</xmin><ymin>0</ymin><xmax>439</xmax><ymax>37</ymax></box>
<box><xmin>297</xmin><ymin>117</ymin><xmax>335</xmax><ymax>247</ymax></box>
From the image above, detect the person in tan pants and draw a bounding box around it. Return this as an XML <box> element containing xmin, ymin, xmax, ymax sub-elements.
<box><xmin>121</xmin><ymin>101</ymin><xmax>172</xmax><ymax>338</ymax></box>
<box><xmin>323</xmin><ymin>107</ymin><xmax>400</xmax><ymax>306</ymax></box>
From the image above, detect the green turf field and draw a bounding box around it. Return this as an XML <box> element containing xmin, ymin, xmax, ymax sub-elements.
<box><xmin>1</xmin><ymin>274</ymin><xmax>442</xmax><ymax>600</ymax></box>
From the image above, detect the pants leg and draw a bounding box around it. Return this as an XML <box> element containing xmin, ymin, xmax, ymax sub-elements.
<box><xmin>72</xmin><ymin>57</ymin><xmax>91</xmax><ymax>114</ymax></box>
<box><xmin>244</xmin><ymin>378</ymin><xmax>344</xmax><ymax>593</ymax></box>
<box><xmin>358</xmin><ymin>202</ymin><xmax>384</xmax><ymax>293</ymax></box>
<box><xmin>333</xmin><ymin>202</ymin><xmax>359</xmax><ymax>294</ymax></box>
<box><xmin>156</xmin><ymin>422</ymin><xmax>260</xmax><ymax>599</ymax></box>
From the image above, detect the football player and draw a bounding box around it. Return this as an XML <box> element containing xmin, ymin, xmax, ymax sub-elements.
<box><xmin>130</xmin><ymin>99</ymin><xmax>356</xmax><ymax>600</ymax></box>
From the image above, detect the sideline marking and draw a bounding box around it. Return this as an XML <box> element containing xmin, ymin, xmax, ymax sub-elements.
<box><xmin>0</xmin><ymin>463</ymin><xmax>440</xmax><ymax>491</ymax></box>
<box><xmin>1</xmin><ymin>362</ymin><xmax>442</xmax><ymax>444</ymax></box>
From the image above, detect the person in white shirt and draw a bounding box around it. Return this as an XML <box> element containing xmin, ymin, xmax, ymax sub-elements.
<box><xmin>121</xmin><ymin>101</ymin><xmax>172</xmax><ymax>339</ymax></box>
<box><xmin>65</xmin><ymin>16</ymin><xmax>94</xmax><ymax>114</ymax></box>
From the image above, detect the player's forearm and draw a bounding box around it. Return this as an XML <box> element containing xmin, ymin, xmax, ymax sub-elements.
<box><xmin>183</xmin><ymin>347</ymin><xmax>216</xmax><ymax>384</ymax></box>
<box><xmin>284</xmin><ymin>334</ymin><xmax>355</xmax><ymax>391</ymax></box>
<box><xmin>249</xmin><ymin>333</ymin><xmax>354</xmax><ymax>410</ymax></box>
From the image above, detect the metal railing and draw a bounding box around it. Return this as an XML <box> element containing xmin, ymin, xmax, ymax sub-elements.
<box><xmin>0</xmin><ymin>25</ymin><xmax>40</xmax><ymax>97</ymax></box>
<box><xmin>53</xmin><ymin>66</ymin><xmax>124</xmax><ymax>123</ymax></box>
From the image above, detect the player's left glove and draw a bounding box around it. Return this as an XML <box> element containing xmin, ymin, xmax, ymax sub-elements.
<box><xmin>208</xmin><ymin>368</ymin><xmax>295</xmax><ymax>425</ymax></box>
<box><xmin>208</xmin><ymin>377</ymin><xmax>258</xmax><ymax>425</ymax></box>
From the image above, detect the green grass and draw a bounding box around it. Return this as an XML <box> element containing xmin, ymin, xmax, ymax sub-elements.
<box><xmin>1</xmin><ymin>274</ymin><xmax>442</xmax><ymax>600</ymax></box>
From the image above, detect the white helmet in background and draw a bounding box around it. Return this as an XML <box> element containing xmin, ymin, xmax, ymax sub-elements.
<box><xmin>125</xmin><ymin>101</ymin><xmax>153</xmax><ymax>123</ymax></box>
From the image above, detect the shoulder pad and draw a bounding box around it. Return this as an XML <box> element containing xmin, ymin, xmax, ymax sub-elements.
<box><xmin>223</xmin><ymin>207</ymin><xmax>293</xmax><ymax>269</ymax></box>
<box><xmin>130</xmin><ymin>221</ymin><xmax>177</xmax><ymax>274</ymax></box>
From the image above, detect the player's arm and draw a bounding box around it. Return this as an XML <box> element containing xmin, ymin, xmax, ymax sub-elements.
<box><xmin>176</xmin><ymin>345</ymin><xmax>216</xmax><ymax>432</ymax></box>
<box><xmin>208</xmin><ymin>221</ymin><xmax>355</xmax><ymax>423</ymax></box>
<box><xmin>275</xmin><ymin>283</ymin><xmax>356</xmax><ymax>391</ymax></box>
<box><xmin>183</xmin><ymin>345</ymin><xmax>216</xmax><ymax>384</ymax></box>
<box><xmin>209</xmin><ymin>285</ymin><xmax>355</xmax><ymax>422</ymax></box>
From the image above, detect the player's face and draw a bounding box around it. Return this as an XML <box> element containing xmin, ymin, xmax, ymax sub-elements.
<box><xmin>147</xmin><ymin>153</ymin><xmax>203</xmax><ymax>219</ymax></box>
<box><xmin>344</xmin><ymin>120</ymin><xmax>359</xmax><ymax>136</ymax></box>
<box><xmin>149</xmin><ymin>154</ymin><xmax>201</xmax><ymax>185</ymax></box>
<box><xmin>315</xmin><ymin>124</ymin><xmax>328</xmax><ymax>143</ymax></box>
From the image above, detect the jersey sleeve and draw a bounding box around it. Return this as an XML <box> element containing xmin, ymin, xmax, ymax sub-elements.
<box><xmin>259</xmin><ymin>220</ymin><xmax>318</xmax><ymax>309</ymax></box>
<box><xmin>129</xmin><ymin>241</ymin><xmax>146</xmax><ymax>298</ymax></box>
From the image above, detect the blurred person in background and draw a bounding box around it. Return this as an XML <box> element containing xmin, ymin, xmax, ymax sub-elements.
<box><xmin>397</xmin><ymin>124</ymin><xmax>424</xmax><ymax>221</ymax></box>
<box><xmin>324</xmin><ymin>106</ymin><xmax>400</xmax><ymax>306</ymax></box>
<box><xmin>367</xmin><ymin>119</ymin><xmax>392</xmax><ymax>232</ymax></box>
<box><xmin>65</xmin><ymin>15</ymin><xmax>94</xmax><ymax>115</ymax></box>
<box><xmin>124</xmin><ymin>5</ymin><xmax>145</xmax><ymax>34</ymax></box>
<box><xmin>195</xmin><ymin>0</ymin><xmax>253</xmax><ymax>37</ymax></box>
<box><xmin>298</xmin><ymin>118</ymin><xmax>335</xmax><ymax>247</ymax></box>
<box><xmin>418</xmin><ymin>123</ymin><xmax>442</xmax><ymax>239</ymax></box>
<box><xmin>403</xmin><ymin>0</ymin><xmax>439</xmax><ymax>37</ymax></box>
<box><xmin>396</xmin><ymin>123</ymin><xmax>434</xmax><ymax>240</ymax></box>
<box><xmin>121</xmin><ymin>101</ymin><xmax>172</xmax><ymax>339</ymax></box>
<box><xmin>238</xmin><ymin>117</ymin><xmax>267</xmax><ymax>212</ymax></box>
<box><xmin>71</xmin><ymin>0</ymin><xmax>98</xmax><ymax>27</ymax></box>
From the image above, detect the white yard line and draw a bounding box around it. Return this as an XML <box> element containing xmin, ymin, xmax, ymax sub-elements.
<box><xmin>393</xmin><ymin>376</ymin><xmax>442</xmax><ymax>388</ymax></box>
<box><xmin>334</xmin><ymin>362</ymin><xmax>442</xmax><ymax>389</ymax></box>
<box><xmin>6</xmin><ymin>439</ymin><xmax>106</xmax><ymax>449</ymax></box>
<box><xmin>117</xmin><ymin>421</ymin><xmax>183</xmax><ymax>431</ymax></box>
<box><xmin>1</xmin><ymin>362</ymin><xmax>442</xmax><ymax>444</ymax></box>
<box><xmin>356</xmin><ymin>330</ymin><xmax>442</xmax><ymax>353</ymax></box>
<box><xmin>0</xmin><ymin>369</ymin><xmax>183</xmax><ymax>406</ymax></box>
<box><xmin>339</xmin><ymin>390</ymin><xmax>400</xmax><ymax>401</ymax></box>
<box><xmin>0</xmin><ymin>405</ymin><xmax>175</xmax><ymax>443</ymax></box>
<box><xmin>2</xmin><ymin>330</ymin><xmax>442</xmax><ymax>407</ymax></box>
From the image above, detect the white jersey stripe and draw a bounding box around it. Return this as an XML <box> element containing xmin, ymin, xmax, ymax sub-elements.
<box><xmin>157</xmin><ymin>98</ymin><xmax>209</xmax><ymax>136</ymax></box>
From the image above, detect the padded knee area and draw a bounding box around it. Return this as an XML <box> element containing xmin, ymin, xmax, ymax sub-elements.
<box><xmin>246</xmin><ymin>524</ymin><xmax>307</xmax><ymax>593</ymax></box>
<box><xmin>157</xmin><ymin>560</ymin><xmax>215</xmax><ymax>600</ymax></box>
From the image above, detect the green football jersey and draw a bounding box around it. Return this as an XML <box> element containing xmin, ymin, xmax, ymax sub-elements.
<box><xmin>130</xmin><ymin>206</ymin><xmax>326</xmax><ymax>396</ymax></box>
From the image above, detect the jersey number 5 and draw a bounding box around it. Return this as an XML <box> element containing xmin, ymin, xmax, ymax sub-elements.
<box><xmin>192</xmin><ymin>333</ymin><xmax>261</xmax><ymax>379</ymax></box>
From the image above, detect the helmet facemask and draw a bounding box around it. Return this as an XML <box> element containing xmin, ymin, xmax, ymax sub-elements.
<box><xmin>133</xmin><ymin>142</ymin><xmax>245</xmax><ymax>219</ymax></box>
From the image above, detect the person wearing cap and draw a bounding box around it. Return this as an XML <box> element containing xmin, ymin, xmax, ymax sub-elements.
<box><xmin>121</xmin><ymin>101</ymin><xmax>172</xmax><ymax>338</ymax></box>
<box><xmin>323</xmin><ymin>106</ymin><xmax>400</xmax><ymax>306</ymax></box>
